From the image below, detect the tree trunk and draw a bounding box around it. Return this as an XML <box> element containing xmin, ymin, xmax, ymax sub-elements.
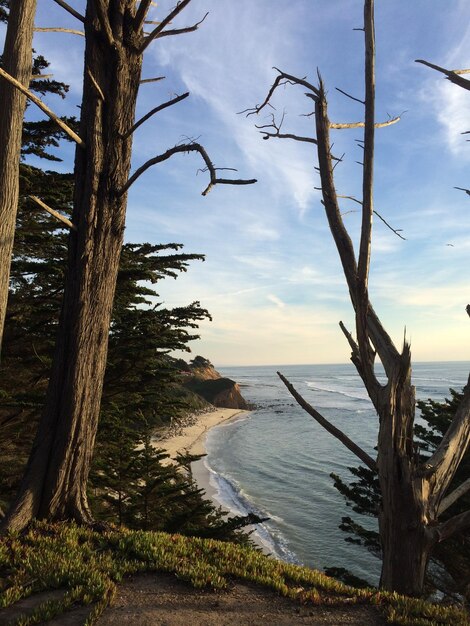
<box><xmin>378</xmin><ymin>461</ymin><xmax>435</xmax><ymax>595</ymax></box>
<box><xmin>0</xmin><ymin>0</ymin><xmax>37</xmax><ymax>358</ymax></box>
<box><xmin>379</xmin><ymin>495</ymin><xmax>434</xmax><ymax>595</ymax></box>
<box><xmin>2</xmin><ymin>1</ymin><xmax>143</xmax><ymax>531</ymax></box>
<box><xmin>376</xmin><ymin>366</ymin><xmax>435</xmax><ymax>595</ymax></box>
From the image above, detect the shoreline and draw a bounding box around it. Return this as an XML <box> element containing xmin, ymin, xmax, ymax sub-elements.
<box><xmin>152</xmin><ymin>407</ymin><xmax>272</xmax><ymax>554</ymax></box>
<box><xmin>153</xmin><ymin>407</ymin><xmax>250</xmax><ymax>462</ymax></box>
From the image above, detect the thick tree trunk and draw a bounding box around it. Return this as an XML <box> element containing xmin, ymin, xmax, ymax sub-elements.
<box><xmin>2</xmin><ymin>1</ymin><xmax>143</xmax><ymax>531</ymax></box>
<box><xmin>379</xmin><ymin>488</ymin><xmax>434</xmax><ymax>595</ymax></box>
<box><xmin>0</xmin><ymin>0</ymin><xmax>37</xmax><ymax>358</ymax></box>
<box><xmin>376</xmin><ymin>364</ymin><xmax>435</xmax><ymax>595</ymax></box>
<box><xmin>378</xmin><ymin>455</ymin><xmax>435</xmax><ymax>594</ymax></box>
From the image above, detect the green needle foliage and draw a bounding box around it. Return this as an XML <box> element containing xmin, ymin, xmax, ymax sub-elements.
<box><xmin>0</xmin><ymin>522</ymin><xmax>468</xmax><ymax>625</ymax></box>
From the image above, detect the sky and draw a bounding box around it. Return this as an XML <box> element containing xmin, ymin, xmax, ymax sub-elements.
<box><xmin>7</xmin><ymin>0</ymin><xmax>470</xmax><ymax>366</ymax></box>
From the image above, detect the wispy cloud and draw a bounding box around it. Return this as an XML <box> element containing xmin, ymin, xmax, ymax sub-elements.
<box><xmin>267</xmin><ymin>294</ymin><xmax>286</xmax><ymax>309</ymax></box>
<box><xmin>151</xmin><ymin>0</ymin><xmax>321</xmax><ymax>217</ymax></box>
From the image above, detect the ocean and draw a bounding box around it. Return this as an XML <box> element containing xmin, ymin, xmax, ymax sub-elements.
<box><xmin>201</xmin><ymin>361</ymin><xmax>469</xmax><ymax>585</ymax></box>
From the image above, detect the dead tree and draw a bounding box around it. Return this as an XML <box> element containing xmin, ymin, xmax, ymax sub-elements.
<box><xmin>1</xmin><ymin>0</ymin><xmax>255</xmax><ymax>532</ymax></box>
<box><xmin>0</xmin><ymin>0</ymin><xmax>37</xmax><ymax>359</ymax></box>
<box><xmin>248</xmin><ymin>0</ymin><xmax>470</xmax><ymax>596</ymax></box>
<box><xmin>415</xmin><ymin>60</ymin><xmax>470</xmax><ymax>204</ymax></box>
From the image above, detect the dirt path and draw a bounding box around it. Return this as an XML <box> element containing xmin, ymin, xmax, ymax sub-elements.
<box><xmin>96</xmin><ymin>573</ymin><xmax>387</xmax><ymax>626</ymax></box>
<box><xmin>1</xmin><ymin>573</ymin><xmax>388</xmax><ymax>625</ymax></box>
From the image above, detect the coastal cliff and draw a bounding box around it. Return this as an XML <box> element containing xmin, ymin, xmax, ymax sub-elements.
<box><xmin>183</xmin><ymin>356</ymin><xmax>249</xmax><ymax>410</ymax></box>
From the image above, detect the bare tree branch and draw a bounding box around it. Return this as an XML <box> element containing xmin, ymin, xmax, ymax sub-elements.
<box><xmin>338</xmin><ymin>196</ymin><xmax>405</xmax><ymax>239</ymax></box>
<box><xmin>154</xmin><ymin>13</ymin><xmax>208</xmax><ymax>39</ymax></box>
<box><xmin>133</xmin><ymin>0</ymin><xmax>153</xmax><ymax>33</ymax></box>
<box><xmin>30</xmin><ymin>74</ymin><xmax>53</xmax><ymax>81</ymax></box>
<box><xmin>374</xmin><ymin>210</ymin><xmax>406</xmax><ymax>240</ymax></box>
<box><xmin>260</xmin><ymin>131</ymin><xmax>318</xmax><ymax>144</ymax></box>
<box><xmin>255</xmin><ymin>112</ymin><xmax>318</xmax><ymax>145</ymax></box>
<box><xmin>141</xmin><ymin>0</ymin><xmax>193</xmax><ymax>53</ymax></box>
<box><xmin>0</xmin><ymin>67</ymin><xmax>84</xmax><ymax>147</ymax></box>
<box><xmin>52</xmin><ymin>0</ymin><xmax>84</xmax><ymax>22</ymax></box>
<box><xmin>339</xmin><ymin>320</ymin><xmax>360</xmax><ymax>355</ymax></box>
<box><xmin>124</xmin><ymin>92</ymin><xmax>189</xmax><ymax>139</ymax></box>
<box><xmin>436</xmin><ymin>509</ymin><xmax>470</xmax><ymax>542</ymax></box>
<box><xmin>438</xmin><ymin>477</ymin><xmax>470</xmax><ymax>516</ymax></box>
<box><xmin>454</xmin><ymin>186</ymin><xmax>470</xmax><ymax>197</ymax></box>
<box><xmin>119</xmin><ymin>142</ymin><xmax>257</xmax><ymax>196</ymax></box>
<box><xmin>34</xmin><ymin>27</ymin><xmax>84</xmax><ymax>36</ymax></box>
<box><xmin>243</xmin><ymin>68</ymin><xmax>319</xmax><ymax>117</ymax></box>
<box><xmin>314</xmin><ymin>79</ymin><xmax>358</xmax><ymax>299</ymax></box>
<box><xmin>416</xmin><ymin>59</ymin><xmax>470</xmax><ymax>91</ymax></box>
<box><xmin>358</xmin><ymin>0</ymin><xmax>375</xmax><ymax>302</ymax></box>
<box><xmin>140</xmin><ymin>76</ymin><xmax>165</xmax><ymax>85</ymax></box>
<box><xmin>87</xmin><ymin>68</ymin><xmax>105</xmax><ymax>101</ymax></box>
<box><xmin>29</xmin><ymin>196</ymin><xmax>76</xmax><ymax>231</ymax></box>
<box><xmin>277</xmin><ymin>371</ymin><xmax>377</xmax><ymax>471</ymax></box>
<box><xmin>95</xmin><ymin>0</ymin><xmax>115</xmax><ymax>47</ymax></box>
<box><xmin>330</xmin><ymin>116</ymin><xmax>400</xmax><ymax>130</ymax></box>
<box><xmin>338</xmin><ymin>194</ymin><xmax>362</xmax><ymax>205</ymax></box>
<box><xmin>349</xmin><ymin>0</ymin><xmax>377</xmax><ymax>398</ymax></box>
<box><xmin>335</xmin><ymin>87</ymin><xmax>365</xmax><ymax>104</ymax></box>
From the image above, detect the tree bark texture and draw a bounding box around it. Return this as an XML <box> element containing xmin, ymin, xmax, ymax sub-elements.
<box><xmin>3</xmin><ymin>1</ymin><xmax>143</xmax><ymax>530</ymax></box>
<box><xmin>0</xmin><ymin>0</ymin><xmax>37</xmax><ymax>359</ymax></box>
<box><xmin>374</xmin><ymin>357</ymin><xmax>433</xmax><ymax>595</ymax></box>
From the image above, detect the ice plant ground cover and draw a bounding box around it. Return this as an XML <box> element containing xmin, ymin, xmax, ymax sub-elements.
<box><xmin>0</xmin><ymin>522</ymin><xmax>468</xmax><ymax>625</ymax></box>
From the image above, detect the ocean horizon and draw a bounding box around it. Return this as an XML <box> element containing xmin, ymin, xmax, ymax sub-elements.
<box><xmin>200</xmin><ymin>360</ymin><xmax>469</xmax><ymax>585</ymax></box>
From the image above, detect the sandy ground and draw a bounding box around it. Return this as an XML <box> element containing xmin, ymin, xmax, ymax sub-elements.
<box><xmin>154</xmin><ymin>408</ymin><xmax>249</xmax><ymax>462</ymax></box>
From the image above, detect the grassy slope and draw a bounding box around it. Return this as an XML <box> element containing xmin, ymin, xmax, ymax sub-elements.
<box><xmin>0</xmin><ymin>522</ymin><xmax>468</xmax><ymax>626</ymax></box>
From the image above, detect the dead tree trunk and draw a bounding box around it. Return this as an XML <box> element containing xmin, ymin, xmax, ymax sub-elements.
<box><xmin>249</xmin><ymin>0</ymin><xmax>470</xmax><ymax>596</ymax></box>
<box><xmin>2</xmin><ymin>0</ymin><xmax>255</xmax><ymax>532</ymax></box>
<box><xmin>0</xmin><ymin>0</ymin><xmax>37</xmax><ymax>359</ymax></box>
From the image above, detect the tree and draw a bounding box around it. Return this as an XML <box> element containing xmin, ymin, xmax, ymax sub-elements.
<box><xmin>1</xmin><ymin>157</ymin><xmax>245</xmax><ymax>538</ymax></box>
<box><xmin>2</xmin><ymin>0</ymin><xmax>255</xmax><ymax>532</ymax></box>
<box><xmin>249</xmin><ymin>0</ymin><xmax>470</xmax><ymax>596</ymax></box>
<box><xmin>0</xmin><ymin>0</ymin><xmax>37</xmax><ymax>356</ymax></box>
<box><xmin>330</xmin><ymin>389</ymin><xmax>470</xmax><ymax>601</ymax></box>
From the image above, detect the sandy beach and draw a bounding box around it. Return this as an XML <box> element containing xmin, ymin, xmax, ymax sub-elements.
<box><xmin>152</xmin><ymin>407</ymin><xmax>273</xmax><ymax>553</ymax></box>
<box><xmin>153</xmin><ymin>407</ymin><xmax>250</xmax><ymax>463</ymax></box>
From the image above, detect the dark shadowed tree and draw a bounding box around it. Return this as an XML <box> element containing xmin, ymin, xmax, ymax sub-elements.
<box><xmin>1</xmin><ymin>0</ymin><xmax>255</xmax><ymax>532</ymax></box>
<box><xmin>249</xmin><ymin>0</ymin><xmax>470</xmax><ymax>596</ymax></box>
<box><xmin>0</xmin><ymin>0</ymin><xmax>37</xmax><ymax>356</ymax></box>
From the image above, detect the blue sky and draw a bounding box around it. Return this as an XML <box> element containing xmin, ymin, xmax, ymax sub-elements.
<box><xmin>9</xmin><ymin>1</ymin><xmax>470</xmax><ymax>365</ymax></box>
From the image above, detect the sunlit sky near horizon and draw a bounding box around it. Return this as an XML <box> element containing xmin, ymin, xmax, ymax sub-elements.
<box><xmin>5</xmin><ymin>1</ymin><xmax>470</xmax><ymax>366</ymax></box>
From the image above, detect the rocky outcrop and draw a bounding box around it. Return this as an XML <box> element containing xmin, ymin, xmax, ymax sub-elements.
<box><xmin>188</xmin><ymin>377</ymin><xmax>249</xmax><ymax>410</ymax></box>
<box><xmin>183</xmin><ymin>357</ymin><xmax>249</xmax><ymax>410</ymax></box>
<box><xmin>187</xmin><ymin>356</ymin><xmax>222</xmax><ymax>381</ymax></box>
